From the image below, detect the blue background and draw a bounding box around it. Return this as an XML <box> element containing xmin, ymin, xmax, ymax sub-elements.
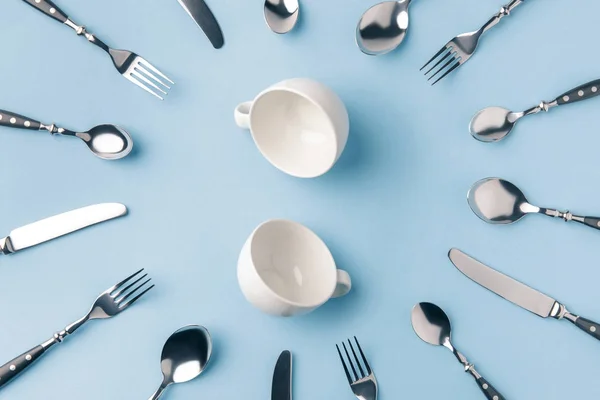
<box><xmin>0</xmin><ymin>0</ymin><xmax>598</xmax><ymax>399</ymax></box>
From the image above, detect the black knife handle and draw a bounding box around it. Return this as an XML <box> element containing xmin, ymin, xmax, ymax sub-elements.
<box><xmin>555</xmin><ymin>79</ymin><xmax>600</xmax><ymax>106</ymax></box>
<box><xmin>22</xmin><ymin>0</ymin><xmax>69</xmax><ymax>24</ymax></box>
<box><xmin>0</xmin><ymin>110</ymin><xmax>41</xmax><ymax>130</ymax></box>
<box><xmin>574</xmin><ymin>316</ymin><xmax>600</xmax><ymax>341</ymax></box>
<box><xmin>0</xmin><ymin>345</ymin><xmax>45</xmax><ymax>389</ymax></box>
<box><xmin>476</xmin><ymin>377</ymin><xmax>506</xmax><ymax>400</ymax></box>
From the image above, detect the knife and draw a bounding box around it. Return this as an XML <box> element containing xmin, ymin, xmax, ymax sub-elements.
<box><xmin>449</xmin><ymin>248</ymin><xmax>600</xmax><ymax>342</ymax></box>
<box><xmin>177</xmin><ymin>0</ymin><xmax>225</xmax><ymax>49</ymax></box>
<box><xmin>272</xmin><ymin>350</ymin><xmax>292</xmax><ymax>400</ymax></box>
<box><xmin>0</xmin><ymin>203</ymin><xmax>127</xmax><ymax>255</ymax></box>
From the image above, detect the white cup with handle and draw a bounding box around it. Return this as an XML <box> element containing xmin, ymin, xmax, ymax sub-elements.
<box><xmin>234</xmin><ymin>78</ymin><xmax>349</xmax><ymax>178</ymax></box>
<box><xmin>237</xmin><ymin>219</ymin><xmax>352</xmax><ymax>317</ymax></box>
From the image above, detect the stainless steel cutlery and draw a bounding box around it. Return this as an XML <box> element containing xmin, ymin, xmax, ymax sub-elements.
<box><xmin>149</xmin><ymin>325</ymin><xmax>212</xmax><ymax>400</ymax></box>
<box><xmin>411</xmin><ymin>302</ymin><xmax>505</xmax><ymax>400</ymax></box>
<box><xmin>272</xmin><ymin>350</ymin><xmax>292</xmax><ymax>400</ymax></box>
<box><xmin>336</xmin><ymin>337</ymin><xmax>377</xmax><ymax>400</ymax></box>
<box><xmin>0</xmin><ymin>109</ymin><xmax>133</xmax><ymax>160</ymax></box>
<box><xmin>264</xmin><ymin>0</ymin><xmax>300</xmax><ymax>34</ymax></box>
<box><xmin>421</xmin><ymin>0</ymin><xmax>525</xmax><ymax>85</ymax></box>
<box><xmin>22</xmin><ymin>0</ymin><xmax>174</xmax><ymax>99</ymax></box>
<box><xmin>357</xmin><ymin>0</ymin><xmax>414</xmax><ymax>56</ymax></box>
<box><xmin>177</xmin><ymin>0</ymin><xmax>224</xmax><ymax>49</ymax></box>
<box><xmin>468</xmin><ymin>177</ymin><xmax>600</xmax><ymax>231</ymax></box>
<box><xmin>0</xmin><ymin>269</ymin><xmax>154</xmax><ymax>389</ymax></box>
<box><xmin>449</xmin><ymin>249</ymin><xmax>600</xmax><ymax>342</ymax></box>
<box><xmin>470</xmin><ymin>78</ymin><xmax>600</xmax><ymax>142</ymax></box>
<box><xmin>0</xmin><ymin>203</ymin><xmax>127</xmax><ymax>256</ymax></box>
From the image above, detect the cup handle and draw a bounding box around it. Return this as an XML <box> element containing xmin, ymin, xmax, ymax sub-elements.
<box><xmin>331</xmin><ymin>269</ymin><xmax>352</xmax><ymax>298</ymax></box>
<box><xmin>234</xmin><ymin>101</ymin><xmax>253</xmax><ymax>130</ymax></box>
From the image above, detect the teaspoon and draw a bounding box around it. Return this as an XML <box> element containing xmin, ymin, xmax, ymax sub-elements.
<box><xmin>264</xmin><ymin>0</ymin><xmax>299</xmax><ymax>34</ymax></box>
<box><xmin>468</xmin><ymin>177</ymin><xmax>600</xmax><ymax>231</ymax></box>
<box><xmin>357</xmin><ymin>0</ymin><xmax>413</xmax><ymax>55</ymax></box>
<box><xmin>0</xmin><ymin>109</ymin><xmax>132</xmax><ymax>160</ymax></box>
<box><xmin>470</xmin><ymin>78</ymin><xmax>600</xmax><ymax>142</ymax></box>
<box><xmin>411</xmin><ymin>302</ymin><xmax>505</xmax><ymax>400</ymax></box>
<box><xmin>148</xmin><ymin>325</ymin><xmax>213</xmax><ymax>400</ymax></box>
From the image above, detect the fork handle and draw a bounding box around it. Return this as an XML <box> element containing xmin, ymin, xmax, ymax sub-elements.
<box><xmin>481</xmin><ymin>0</ymin><xmax>525</xmax><ymax>34</ymax></box>
<box><xmin>0</xmin><ymin>110</ymin><xmax>41</xmax><ymax>130</ymax></box>
<box><xmin>22</xmin><ymin>0</ymin><xmax>69</xmax><ymax>24</ymax></box>
<box><xmin>0</xmin><ymin>345</ymin><xmax>45</xmax><ymax>389</ymax></box>
<box><xmin>555</xmin><ymin>79</ymin><xmax>600</xmax><ymax>105</ymax></box>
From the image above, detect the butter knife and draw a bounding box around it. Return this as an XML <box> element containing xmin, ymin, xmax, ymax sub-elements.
<box><xmin>0</xmin><ymin>203</ymin><xmax>127</xmax><ymax>255</ymax></box>
<box><xmin>177</xmin><ymin>0</ymin><xmax>224</xmax><ymax>49</ymax></box>
<box><xmin>449</xmin><ymin>248</ymin><xmax>600</xmax><ymax>342</ymax></box>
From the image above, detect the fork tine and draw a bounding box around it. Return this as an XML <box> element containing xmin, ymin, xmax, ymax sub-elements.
<box><xmin>119</xmin><ymin>282</ymin><xmax>155</xmax><ymax>310</ymax></box>
<box><xmin>342</xmin><ymin>342</ymin><xmax>358</xmax><ymax>381</ymax></box>
<box><xmin>112</xmin><ymin>273</ymin><xmax>148</xmax><ymax>299</ymax></box>
<box><xmin>126</xmin><ymin>74</ymin><xmax>165</xmax><ymax>100</ymax></box>
<box><xmin>427</xmin><ymin>54</ymin><xmax>458</xmax><ymax>82</ymax></box>
<box><xmin>131</xmin><ymin>70</ymin><xmax>168</xmax><ymax>94</ymax></box>
<box><xmin>354</xmin><ymin>337</ymin><xmax>372</xmax><ymax>375</ymax></box>
<box><xmin>138</xmin><ymin>58</ymin><xmax>174</xmax><ymax>85</ymax></box>
<box><xmin>423</xmin><ymin>49</ymin><xmax>453</xmax><ymax>76</ymax></box>
<box><xmin>420</xmin><ymin>45</ymin><xmax>449</xmax><ymax>71</ymax></box>
<box><xmin>336</xmin><ymin>344</ymin><xmax>353</xmax><ymax>385</ymax></box>
<box><xmin>116</xmin><ymin>278</ymin><xmax>152</xmax><ymax>305</ymax></box>
<box><xmin>348</xmin><ymin>339</ymin><xmax>365</xmax><ymax>378</ymax></box>
<box><xmin>135</xmin><ymin>64</ymin><xmax>171</xmax><ymax>89</ymax></box>
<box><xmin>431</xmin><ymin>61</ymin><xmax>461</xmax><ymax>86</ymax></box>
<box><xmin>106</xmin><ymin>269</ymin><xmax>144</xmax><ymax>295</ymax></box>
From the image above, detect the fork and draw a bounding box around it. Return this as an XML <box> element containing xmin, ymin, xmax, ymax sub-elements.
<box><xmin>421</xmin><ymin>0</ymin><xmax>525</xmax><ymax>85</ymax></box>
<box><xmin>336</xmin><ymin>337</ymin><xmax>378</xmax><ymax>400</ymax></box>
<box><xmin>22</xmin><ymin>0</ymin><xmax>174</xmax><ymax>100</ymax></box>
<box><xmin>0</xmin><ymin>269</ymin><xmax>154</xmax><ymax>389</ymax></box>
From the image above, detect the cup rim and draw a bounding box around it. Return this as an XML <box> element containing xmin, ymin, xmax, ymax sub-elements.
<box><xmin>249</xmin><ymin>87</ymin><xmax>340</xmax><ymax>178</ymax></box>
<box><xmin>248</xmin><ymin>219</ymin><xmax>338</xmax><ymax>309</ymax></box>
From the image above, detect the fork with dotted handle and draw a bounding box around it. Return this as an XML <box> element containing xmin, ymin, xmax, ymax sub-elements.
<box><xmin>0</xmin><ymin>269</ymin><xmax>154</xmax><ymax>389</ymax></box>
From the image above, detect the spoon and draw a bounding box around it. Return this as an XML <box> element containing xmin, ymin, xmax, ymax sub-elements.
<box><xmin>470</xmin><ymin>78</ymin><xmax>600</xmax><ymax>142</ymax></box>
<box><xmin>356</xmin><ymin>0</ymin><xmax>412</xmax><ymax>56</ymax></box>
<box><xmin>0</xmin><ymin>109</ymin><xmax>132</xmax><ymax>160</ymax></box>
<box><xmin>411</xmin><ymin>302</ymin><xmax>505</xmax><ymax>400</ymax></box>
<box><xmin>468</xmin><ymin>177</ymin><xmax>600</xmax><ymax>231</ymax></box>
<box><xmin>264</xmin><ymin>0</ymin><xmax>299</xmax><ymax>34</ymax></box>
<box><xmin>149</xmin><ymin>325</ymin><xmax>213</xmax><ymax>400</ymax></box>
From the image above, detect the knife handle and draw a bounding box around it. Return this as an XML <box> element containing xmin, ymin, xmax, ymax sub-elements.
<box><xmin>0</xmin><ymin>345</ymin><xmax>45</xmax><ymax>389</ymax></box>
<box><xmin>0</xmin><ymin>110</ymin><xmax>41</xmax><ymax>131</ymax></box>
<box><xmin>571</xmin><ymin>315</ymin><xmax>600</xmax><ymax>341</ymax></box>
<box><xmin>22</xmin><ymin>0</ymin><xmax>69</xmax><ymax>24</ymax></box>
<box><xmin>476</xmin><ymin>377</ymin><xmax>506</xmax><ymax>400</ymax></box>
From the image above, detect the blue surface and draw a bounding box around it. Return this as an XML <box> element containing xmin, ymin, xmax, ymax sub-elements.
<box><xmin>0</xmin><ymin>1</ymin><xmax>599</xmax><ymax>399</ymax></box>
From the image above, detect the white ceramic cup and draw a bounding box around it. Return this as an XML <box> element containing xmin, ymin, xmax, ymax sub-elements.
<box><xmin>234</xmin><ymin>78</ymin><xmax>349</xmax><ymax>178</ymax></box>
<box><xmin>237</xmin><ymin>219</ymin><xmax>352</xmax><ymax>317</ymax></box>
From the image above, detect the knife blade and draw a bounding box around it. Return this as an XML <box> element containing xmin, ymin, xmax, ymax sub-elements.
<box><xmin>271</xmin><ymin>350</ymin><xmax>292</xmax><ymax>400</ymax></box>
<box><xmin>0</xmin><ymin>203</ymin><xmax>127</xmax><ymax>255</ymax></box>
<box><xmin>177</xmin><ymin>0</ymin><xmax>224</xmax><ymax>49</ymax></box>
<box><xmin>448</xmin><ymin>248</ymin><xmax>600</xmax><ymax>342</ymax></box>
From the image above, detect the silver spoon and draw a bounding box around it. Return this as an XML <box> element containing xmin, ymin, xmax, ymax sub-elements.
<box><xmin>264</xmin><ymin>0</ymin><xmax>299</xmax><ymax>34</ymax></box>
<box><xmin>149</xmin><ymin>325</ymin><xmax>213</xmax><ymax>400</ymax></box>
<box><xmin>0</xmin><ymin>109</ymin><xmax>132</xmax><ymax>160</ymax></box>
<box><xmin>356</xmin><ymin>0</ymin><xmax>412</xmax><ymax>56</ymax></box>
<box><xmin>470</xmin><ymin>78</ymin><xmax>600</xmax><ymax>142</ymax></box>
<box><xmin>411</xmin><ymin>302</ymin><xmax>505</xmax><ymax>400</ymax></box>
<box><xmin>468</xmin><ymin>177</ymin><xmax>600</xmax><ymax>231</ymax></box>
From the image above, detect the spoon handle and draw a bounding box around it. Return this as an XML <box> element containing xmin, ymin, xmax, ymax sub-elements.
<box><xmin>475</xmin><ymin>376</ymin><xmax>506</xmax><ymax>400</ymax></box>
<box><xmin>0</xmin><ymin>110</ymin><xmax>41</xmax><ymax>131</ymax></box>
<box><xmin>555</xmin><ymin>79</ymin><xmax>600</xmax><ymax>106</ymax></box>
<box><xmin>22</xmin><ymin>0</ymin><xmax>68</xmax><ymax>24</ymax></box>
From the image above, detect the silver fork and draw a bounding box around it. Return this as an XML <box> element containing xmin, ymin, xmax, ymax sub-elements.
<box><xmin>22</xmin><ymin>0</ymin><xmax>174</xmax><ymax>99</ymax></box>
<box><xmin>0</xmin><ymin>269</ymin><xmax>154</xmax><ymax>389</ymax></box>
<box><xmin>421</xmin><ymin>0</ymin><xmax>525</xmax><ymax>85</ymax></box>
<box><xmin>336</xmin><ymin>337</ymin><xmax>378</xmax><ymax>400</ymax></box>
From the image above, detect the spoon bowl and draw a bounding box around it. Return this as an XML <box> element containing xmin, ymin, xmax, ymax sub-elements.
<box><xmin>149</xmin><ymin>325</ymin><xmax>213</xmax><ymax>400</ymax></box>
<box><xmin>357</xmin><ymin>0</ymin><xmax>411</xmax><ymax>56</ymax></box>
<box><xmin>469</xmin><ymin>107</ymin><xmax>524</xmax><ymax>142</ymax></box>
<box><xmin>411</xmin><ymin>302</ymin><xmax>452</xmax><ymax>346</ymax></box>
<box><xmin>80</xmin><ymin>124</ymin><xmax>133</xmax><ymax>160</ymax></box>
<box><xmin>264</xmin><ymin>0</ymin><xmax>299</xmax><ymax>34</ymax></box>
<box><xmin>468</xmin><ymin>178</ymin><xmax>536</xmax><ymax>224</ymax></box>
